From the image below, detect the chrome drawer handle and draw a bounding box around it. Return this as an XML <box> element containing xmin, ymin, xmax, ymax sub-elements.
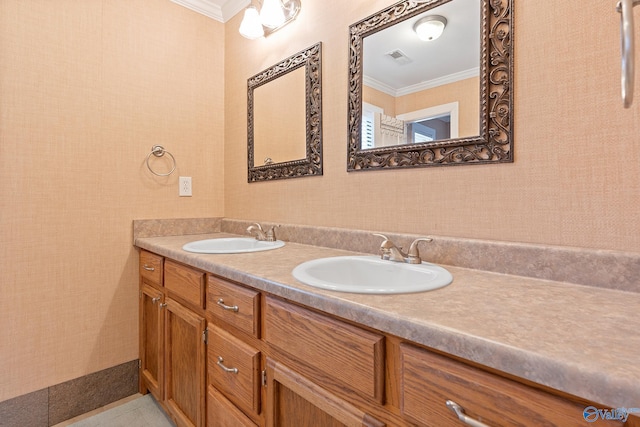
<box><xmin>142</xmin><ymin>265</ymin><xmax>155</xmax><ymax>271</ymax></box>
<box><xmin>216</xmin><ymin>298</ymin><xmax>239</xmax><ymax>312</ymax></box>
<box><xmin>446</xmin><ymin>400</ymin><xmax>491</xmax><ymax>427</ymax></box>
<box><xmin>216</xmin><ymin>356</ymin><xmax>238</xmax><ymax>374</ymax></box>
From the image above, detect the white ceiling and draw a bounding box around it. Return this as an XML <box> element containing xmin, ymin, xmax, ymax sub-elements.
<box><xmin>169</xmin><ymin>0</ymin><xmax>248</xmax><ymax>22</ymax></box>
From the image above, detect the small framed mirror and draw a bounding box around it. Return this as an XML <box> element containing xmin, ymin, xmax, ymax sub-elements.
<box><xmin>347</xmin><ymin>0</ymin><xmax>513</xmax><ymax>170</ymax></box>
<box><xmin>248</xmin><ymin>42</ymin><xmax>322</xmax><ymax>182</ymax></box>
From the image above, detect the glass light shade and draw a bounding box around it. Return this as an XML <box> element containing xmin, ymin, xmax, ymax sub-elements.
<box><xmin>413</xmin><ymin>15</ymin><xmax>447</xmax><ymax>42</ymax></box>
<box><xmin>260</xmin><ymin>0</ymin><xmax>286</xmax><ymax>29</ymax></box>
<box><xmin>239</xmin><ymin>6</ymin><xmax>264</xmax><ymax>39</ymax></box>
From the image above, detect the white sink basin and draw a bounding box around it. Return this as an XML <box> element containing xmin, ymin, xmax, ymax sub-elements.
<box><xmin>182</xmin><ymin>237</ymin><xmax>285</xmax><ymax>254</ymax></box>
<box><xmin>292</xmin><ymin>256</ymin><xmax>453</xmax><ymax>294</ymax></box>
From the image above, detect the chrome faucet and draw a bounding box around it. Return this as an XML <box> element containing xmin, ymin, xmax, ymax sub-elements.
<box><xmin>247</xmin><ymin>223</ymin><xmax>279</xmax><ymax>242</ymax></box>
<box><xmin>373</xmin><ymin>233</ymin><xmax>432</xmax><ymax>264</ymax></box>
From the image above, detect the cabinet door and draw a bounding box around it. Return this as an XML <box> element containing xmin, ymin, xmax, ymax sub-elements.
<box><xmin>165</xmin><ymin>298</ymin><xmax>206</xmax><ymax>427</ymax></box>
<box><xmin>265</xmin><ymin>359</ymin><xmax>385</xmax><ymax>427</ymax></box>
<box><xmin>140</xmin><ymin>282</ymin><xmax>164</xmax><ymax>401</ymax></box>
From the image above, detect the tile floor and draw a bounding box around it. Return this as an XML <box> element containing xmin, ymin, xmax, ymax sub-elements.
<box><xmin>52</xmin><ymin>394</ymin><xmax>175</xmax><ymax>427</ymax></box>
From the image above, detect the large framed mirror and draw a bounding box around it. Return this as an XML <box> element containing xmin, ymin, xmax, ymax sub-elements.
<box><xmin>248</xmin><ymin>42</ymin><xmax>322</xmax><ymax>182</ymax></box>
<box><xmin>347</xmin><ymin>0</ymin><xmax>513</xmax><ymax>170</ymax></box>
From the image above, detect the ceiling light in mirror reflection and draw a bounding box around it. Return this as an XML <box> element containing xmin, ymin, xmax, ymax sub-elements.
<box><xmin>413</xmin><ymin>15</ymin><xmax>447</xmax><ymax>41</ymax></box>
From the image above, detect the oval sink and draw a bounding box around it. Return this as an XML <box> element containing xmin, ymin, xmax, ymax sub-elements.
<box><xmin>182</xmin><ymin>237</ymin><xmax>285</xmax><ymax>254</ymax></box>
<box><xmin>292</xmin><ymin>256</ymin><xmax>452</xmax><ymax>294</ymax></box>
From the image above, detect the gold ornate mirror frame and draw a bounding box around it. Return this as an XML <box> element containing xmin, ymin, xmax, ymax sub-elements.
<box><xmin>347</xmin><ymin>0</ymin><xmax>513</xmax><ymax>170</ymax></box>
<box><xmin>248</xmin><ymin>42</ymin><xmax>323</xmax><ymax>182</ymax></box>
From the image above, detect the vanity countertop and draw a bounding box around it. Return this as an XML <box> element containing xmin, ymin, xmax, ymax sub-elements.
<box><xmin>135</xmin><ymin>232</ymin><xmax>640</xmax><ymax>410</ymax></box>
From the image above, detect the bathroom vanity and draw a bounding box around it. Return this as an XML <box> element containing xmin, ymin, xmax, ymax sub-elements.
<box><xmin>135</xmin><ymin>231</ymin><xmax>640</xmax><ymax>427</ymax></box>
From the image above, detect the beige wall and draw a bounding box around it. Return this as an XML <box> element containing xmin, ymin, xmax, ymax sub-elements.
<box><xmin>224</xmin><ymin>0</ymin><xmax>640</xmax><ymax>253</ymax></box>
<box><xmin>2</xmin><ymin>0</ymin><xmax>639</xmax><ymax>405</ymax></box>
<box><xmin>0</xmin><ymin>0</ymin><xmax>225</xmax><ymax>401</ymax></box>
<box><xmin>363</xmin><ymin>85</ymin><xmax>396</xmax><ymax>116</ymax></box>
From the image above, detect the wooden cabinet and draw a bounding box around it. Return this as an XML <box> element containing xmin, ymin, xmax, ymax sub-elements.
<box><xmin>140</xmin><ymin>249</ymin><xmax>633</xmax><ymax>427</ymax></box>
<box><xmin>139</xmin><ymin>283</ymin><xmax>164</xmax><ymax>402</ymax></box>
<box><xmin>165</xmin><ymin>259</ymin><xmax>205</xmax><ymax>309</ymax></box>
<box><xmin>139</xmin><ymin>251</ymin><xmax>206</xmax><ymax>427</ymax></box>
<box><xmin>207</xmin><ymin>386</ymin><xmax>258</xmax><ymax>427</ymax></box>
<box><xmin>140</xmin><ymin>250</ymin><xmax>163</xmax><ymax>284</ymax></box>
<box><xmin>265</xmin><ymin>296</ymin><xmax>384</xmax><ymax>405</ymax></box>
<box><xmin>264</xmin><ymin>358</ymin><xmax>385</xmax><ymax>427</ymax></box>
<box><xmin>207</xmin><ymin>324</ymin><xmax>261</xmax><ymax>417</ymax></box>
<box><xmin>399</xmin><ymin>343</ymin><xmax>631</xmax><ymax>427</ymax></box>
<box><xmin>164</xmin><ymin>297</ymin><xmax>207</xmax><ymax>427</ymax></box>
<box><xmin>207</xmin><ymin>275</ymin><xmax>260</xmax><ymax>338</ymax></box>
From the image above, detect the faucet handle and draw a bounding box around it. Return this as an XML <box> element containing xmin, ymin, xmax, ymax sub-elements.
<box><xmin>373</xmin><ymin>233</ymin><xmax>392</xmax><ymax>247</ymax></box>
<box><xmin>407</xmin><ymin>237</ymin><xmax>433</xmax><ymax>264</ymax></box>
<box><xmin>265</xmin><ymin>225</ymin><xmax>280</xmax><ymax>242</ymax></box>
<box><xmin>373</xmin><ymin>233</ymin><xmax>396</xmax><ymax>260</ymax></box>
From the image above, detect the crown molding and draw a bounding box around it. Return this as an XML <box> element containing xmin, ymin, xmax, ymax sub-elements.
<box><xmin>169</xmin><ymin>0</ymin><xmax>249</xmax><ymax>23</ymax></box>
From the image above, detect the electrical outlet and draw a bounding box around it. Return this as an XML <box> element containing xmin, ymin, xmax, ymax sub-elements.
<box><xmin>179</xmin><ymin>176</ymin><xmax>192</xmax><ymax>197</ymax></box>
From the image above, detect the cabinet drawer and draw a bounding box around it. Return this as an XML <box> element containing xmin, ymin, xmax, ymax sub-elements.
<box><xmin>164</xmin><ymin>260</ymin><xmax>205</xmax><ymax>309</ymax></box>
<box><xmin>207</xmin><ymin>276</ymin><xmax>260</xmax><ymax>338</ymax></box>
<box><xmin>207</xmin><ymin>386</ymin><xmax>258</xmax><ymax>427</ymax></box>
<box><xmin>139</xmin><ymin>250</ymin><xmax>163</xmax><ymax>285</ymax></box>
<box><xmin>265</xmin><ymin>296</ymin><xmax>384</xmax><ymax>403</ymax></box>
<box><xmin>208</xmin><ymin>324</ymin><xmax>261</xmax><ymax>416</ymax></box>
<box><xmin>399</xmin><ymin>343</ymin><xmax>626</xmax><ymax>427</ymax></box>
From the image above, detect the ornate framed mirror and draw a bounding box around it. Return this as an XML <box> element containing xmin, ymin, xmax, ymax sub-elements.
<box><xmin>347</xmin><ymin>0</ymin><xmax>513</xmax><ymax>170</ymax></box>
<box><xmin>248</xmin><ymin>42</ymin><xmax>322</xmax><ymax>182</ymax></box>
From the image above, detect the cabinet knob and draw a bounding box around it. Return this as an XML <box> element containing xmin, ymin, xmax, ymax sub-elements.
<box><xmin>216</xmin><ymin>356</ymin><xmax>238</xmax><ymax>374</ymax></box>
<box><xmin>151</xmin><ymin>297</ymin><xmax>161</xmax><ymax>304</ymax></box>
<box><xmin>216</xmin><ymin>298</ymin><xmax>239</xmax><ymax>312</ymax></box>
<box><xmin>446</xmin><ymin>400</ymin><xmax>491</xmax><ymax>427</ymax></box>
<box><xmin>159</xmin><ymin>303</ymin><xmax>167</xmax><ymax>308</ymax></box>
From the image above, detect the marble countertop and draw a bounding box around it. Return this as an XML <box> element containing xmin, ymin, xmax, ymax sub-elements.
<box><xmin>135</xmin><ymin>232</ymin><xmax>640</xmax><ymax>410</ymax></box>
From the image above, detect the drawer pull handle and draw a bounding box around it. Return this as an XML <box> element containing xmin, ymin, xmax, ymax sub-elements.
<box><xmin>446</xmin><ymin>400</ymin><xmax>491</xmax><ymax>427</ymax></box>
<box><xmin>216</xmin><ymin>298</ymin><xmax>239</xmax><ymax>312</ymax></box>
<box><xmin>216</xmin><ymin>356</ymin><xmax>238</xmax><ymax>374</ymax></box>
<box><xmin>142</xmin><ymin>265</ymin><xmax>155</xmax><ymax>271</ymax></box>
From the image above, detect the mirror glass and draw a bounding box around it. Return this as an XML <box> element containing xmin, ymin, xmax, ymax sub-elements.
<box><xmin>362</xmin><ymin>0</ymin><xmax>480</xmax><ymax>148</ymax></box>
<box><xmin>348</xmin><ymin>0</ymin><xmax>513</xmax><ymax>170</ymax></box>
<box><xmin>248</xmin><ymin>43</ymin><xmax>322</xmax><ymax>182</ymax></box>
<box><xmin>253</xmin><ymin>67</ymin><xmax>307</xmax><ymax>166</ymax></box>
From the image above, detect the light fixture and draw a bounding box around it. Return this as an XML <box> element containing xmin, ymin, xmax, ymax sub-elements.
<box><xmin>239</xmin><ymin>6</ymin><xmax>264</xmax><ymax>39</ymax></box>
<box><xmin>239</xmin><ymin>0</ymin><xmax>301</xmax><ymax>39</ymax></box>
<box><xmin>413</xmin><ymin>15</ymin><xmax>447</xmax><ymax>42</ymax></box>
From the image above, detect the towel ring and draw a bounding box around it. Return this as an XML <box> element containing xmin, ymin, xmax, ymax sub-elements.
<box><xmin>146</xmin><ymin>145</ymin><xmax>176</xmax><ymax>176</ymax></box>
<box><xmin>617</xmin><ymin>0</ymin><xmax>640</xmax><ymax>108</ymax></box>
